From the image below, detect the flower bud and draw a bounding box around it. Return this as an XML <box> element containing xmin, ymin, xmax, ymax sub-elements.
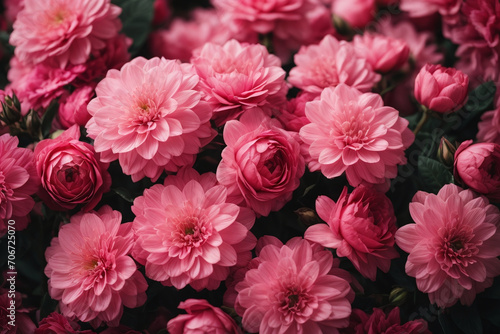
<box><xmin>437</xmin><ymin>137</ymin><xmax>457</xmax><ymax>167</ymax></box>
<box><xmin>389</xmin><ymin>287</ymin><xmax>408</xmax><ymax>306</ymax></box>
<box><xmin>295</xmin><ymin>207</ymin><xmax>321</xmax><ymax>226</ymax></box>
<box><xmin>414</xmin><ymin>64</ymin><xmax>469</xmax><ymax>113</ymax></box>
<box><xmin>24</xmin><ymin>109</ymin><xmax>41</xmax><ymax>138</ymax></box>
<box><xmin>0</xmin><ymin>94</ymin><xmax>22</xmax><ymax>124</ymax></box>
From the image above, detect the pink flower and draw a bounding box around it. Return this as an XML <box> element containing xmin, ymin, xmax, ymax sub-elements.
<box><xmin>395</xmin><ymin>184</ymin><xmax>500</xmax><ymax>308</ymax></box>
<box><xmin>217</xmin><ymin>110</ymin><xmax>305</xmax><ymax>216</ymax></box>
<box><xmin>152</xmin><ymin>0</ymin><xmax>170</xmax><ymax>27</ymax></box>
<box><xmin>10</xmin><ymin>0</ymin><xmax>122</xmax><ymax>68</ymax></box>
<box><xmin>7</xmin><ymin>58</ymin><xmax>85</xmax><ymax>113</ymax></box>
<box><xmin>331</xmin><ymin>0</ymin><xmax>376</xmax><ymax>29</ymax></box>
<box><xmin>35</xmin><ymin>312</ymin><xmax>96</xmax><ymax>334</ymax></box>
<box><xmin>344</xmin><ymin>307</ymin><xmax>431</xmax><ymax>334</ymax></box>
<box><xmin>167</xmin><ymin>299</ymin><xmax>242</xmax><ymax>334</ymax></box>
<box><xmin>276</xmin><ymin>91</ymin><xmax>318</xmax><ymax>133</ymax></box>
<box><xmin>45</xmin><ymin>206</ymin><xmax>148</xmax><ymax>327</ymax></box>
<box><xmin>300</xmin><ymin>84</ymin><xmax>414</xmax><ymax>188</ymax></box>
<box><xmin>132</xmin><ymin>168</ymin><xmax>256</xmax><ymax>291</ymax></box>
<box><xmin>306</xmin><ymin>186</ymin><xmax>399</xmax><ymax>280</ymax></box>
<box><xmin>454</xmin><ymin>140</ymin><xmax>500</xmax><ymax>202</ymax></box>
<box><xmin>3</xmin><ymin>0</ymin><xmax>24</xmax><ymax>25</ymax></box>
<box><xmin>191</xmin><ymin>40</ymin><xmax>288</xmax><ymax>126</ymax></box>
<box><xmin>414</xmin><ymin>64</ymin><xmax>469</xmax><ymax>113</ymax></box>
<box><xmin>149</xmin><ymin>8</ymin><xmax>256</xmax><ymax>63</ymax></box>
<box><xmin>288</xmin><ymin>35</ymin><xmax>381</xmax><ymax>94</ymax></box>
<box><xmin>213</xmin><ymin>0</ymin><xmax>329</xmax><ymax>47</ymax></box>
<box><xmin>0</xmin><ymin>134</ymin><xmax>39</xmax><ymax>236</ymax></box>
<box><xmin>353</xmin><ymin>33</ymin><xmax>410</xmax><ymax>73</ymax></box>
<box><xmin>34</xmin><ymin>125</ymin><xmax>111</xmax><ymax>212</ymax></box>
<box><xmin>86</xmin><ymin>57</ymin><xmax>216</xmax><ymax>182</ymax></box>
<box><xmin>477</xmin><ymin>94</ymin><xmax>500</xmax><ymax>145</ymax></box>
<box><xmin>235</xmin><ymin>237</ymin><xmax>353</xmax><ymax>334</ymax></box>
<box><xmin>58</xmin><ymin>85</ymin><xmax>94</xmax><ymax>129</ymax></box>
<box><xmin>400</xmin><ymin>0</ymin><xmax>462</xmax><ymax>18</ymax></box>
<box><xmin>1</xmin><ymin>288</ymin><xmax>36</xmax><ymax>334</ymax></box>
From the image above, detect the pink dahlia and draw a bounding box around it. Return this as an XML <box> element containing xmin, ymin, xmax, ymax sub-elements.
<box><xmin>86</xmin><ymin>57</ymin><xmax>216</xmax><ymax>182</ymax></box>
<box><xmin>45</xmin><ymin>206</ymin><xmax>148</xmax><ymax>327</ymax></box>
<box><xmin>353</xmin><ymin>33</ymin><xmax>410</xmax><ymax>74</ymax></box>
<box><xmin>132</xmin><ymin>168</ymin><xmax>257</xmax><ymax>291</ymax></box>
<box><xmin>0</xmin><ymin>134</ymin><xmax>39</xmax><ymax>236</ymax></box>
<box><xmin>213</xmin><ymin>0</ymin><xmax>328</xmax><ymax>48</ymax></box>
<box><xmin>300</xmin><ymin>84</ymin><xmax>414</xmax><ymax>188</ymax></box>
<box><xmin>235</xmin><ymin>237</ymin><xmax>353</xmax><ymax>334</ymax></box>
<box><xmin>395</xmin><ymin>184</ymin><xmax>500</xmax><ymax>308</ymax></box>
<box><xmin>10</xmin><ymin>0</ymin><xmax>122</xmax><ymax>68</ymax></box>
<box><xmin>343</xmin><ymin>307</ymin><xmax>431</xmax><ymax>334</ymax></box>
<box><xmin>306</xmin><ymin>186</ymin><xmax>399</xmax><ymax>280</ymax></box>
<box><xmin>191</xmin><ymin>39</ymin><xmax>288</xmax><ymax>126</ymax></box>
<box><xmin>167</xmin><ymin>299</ymin><xmax>242</xmax><ymax>334</ymax></box>
<box><xmin>477</xmin><ymin>94</ymin><xmax>500</xmax><ymax>145</ymax></box>
<box><xmin>288</xmin><ymin>35</ymin><xmax>381</xmax><ymax>94</ymax></box>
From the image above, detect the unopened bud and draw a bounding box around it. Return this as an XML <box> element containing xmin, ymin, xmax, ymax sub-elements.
<box><xmin>24</xmin><ymin>109</ymin><xmax>41</xmax><ymax>138</ymax></box>
<box><xmin>0</xmin><ymin>94</ymin><xmax>22</xmax><ymax>124</ymax></box>
<box><xmin>332</xmin><ymin>14</ymin><xmax>353</xmax><ymax>37</ymax></box>
<box><xmin>437</xmin><ymin>137</ymin><xmax>457</xmax><ymax>167</ymax></box>
<box><xmin>389</xmin><ymin>287</ymin><xmax>408</xmax><ymax>306</ymax></box>
<box><xmin>294</xmin><ymin>207</ymin><xmax>321</xmax><ymax>227</ymax></box>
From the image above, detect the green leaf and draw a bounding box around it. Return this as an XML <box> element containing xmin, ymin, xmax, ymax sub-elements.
<box><xmin>112</xmin><ymin>0</ymin><xmax>155</xmax><ymax>56</ymax></box>
<box><xmin>41</xmin><ymin>101</ymin><xmax>59</xmax><ymax>139</ymax></box>
<box><xmin>418</xmin><ymin>156</ymin><xmax>454</xmax><ymax>193</ymax></box>
<box><xmin>438</xmin><ymin>310</ymin><xmax>456</xmax><ymax>334</ymax></box>
<box><xmin>39</xmin><ymin>293</ymin><xmax>59</xmax><ymax>319</ymax></box>
<box><xmin>112</xmin><ymin>187</ymin><xmax>135</xmax><ymax>203</ymax></box>
<box><xmin>450</xmin><ymin>303</ymin><xmax>483</xmax><ymax>334</ymax></box>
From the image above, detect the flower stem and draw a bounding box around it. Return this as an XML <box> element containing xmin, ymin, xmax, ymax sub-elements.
<box><xmin>413</xmin><ymin>107</ymin><xmax>430</xmax><ymax>135</ymax></box>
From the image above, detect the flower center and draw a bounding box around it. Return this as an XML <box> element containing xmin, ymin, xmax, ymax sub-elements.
<box><xmin>341</xmin><ymin>113</ymin><xmax>369</xmax><ymax>145</ymax></box>
<box><xmin>172</xmin><ymin>212</ymin><xmax>211</xmax><ymax>248</ymax></box>
<box><xmin>312</xmin><ymin>58</ymin><xmax>339</xmax><ymax>87</ymax></box>
<box><xmin>0</xmin><ymin>172</ymin><xmax>13</xmax><ymax>203</ymax></box>
<box><xmin>437</xmin><ymin>220</ymin><xmax>479</xmax><ymax>272</ymax></box>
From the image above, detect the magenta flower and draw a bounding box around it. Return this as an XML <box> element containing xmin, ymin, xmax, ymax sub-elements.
<box><xmin>0</xmin><ymin>134</ymin><xmax>39</xmax><ymax>236</ymax></box>
<box><xmin>132</xmin><ymin>168</ymin><xmax>257</xmax><ymax>291</ymax></box>
<box><xmin>305</xmin><ymin>186</ymin><xmax>399</xmax><ymax>281</ymax></box>
<box><xmin>167</xmin><ymin>299</ymin><xmax>242</xmax><ymax>334</ymax></box>
<box><xmin>86</xmin><ymin>57</ymin><xmax>216</xmax><ymax>182</ymax></box>
<box><xmin>44</xmin><ymin>206</ymin><xmax>148</xmax><ymax>327</ymax></box>
<box><xmin>235</xmin><ymin>237</ymin><xmax>353</xmax><ymax>334</ymax></box>
<box><xmin>191</xmin><ymin>39</ymin><xmax>287</xmax><ymax>126</ymax></box>
<box><xmin>217</xmin><ymin>109</ymin><xmax>305</xmax><ymax>216</ymax></box>
<box><xmin>35</xmin><ymin>312</ymin><xmax>96</xmax><ymax>334</ymax></box>
<box><xmin>10</xmin><ymin>0</ymin><xmax>122</xmax><ymax>67</ymax></box>
<box><xmin>395</xmin><ymin>184</ymin><xmax>500</xmax><ymax>307</ymax></box>
<box><xmin>288</xmin><ymin>35</ymin><xmax>381</xmax><ymax>94</ymax></box>
<box><xmin>300</xmin><ymin>84</ymin><xmax>414</xmax><ymax>188</ymax></box>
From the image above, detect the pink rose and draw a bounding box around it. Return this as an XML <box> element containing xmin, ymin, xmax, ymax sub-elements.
<box><xmin>414</xmin><ymin>64</ymin><xmax>469</xmax><ymax>113</ymax></box>
<box><xmin>34</xmin><ymin>125</ymin><xmax>111</xmax><ymax>211</ymax></box>
<box><xmin>454</xmin><ymin>140</ymin><xmax>500</xmax><ymax>202</ymax></box>
<box><xmin>305</xmin><ymin>186</ymin><xmax>399</xmax><ymax>281</ymax></box>
<box><xmin>331</xmin><ymin>0</ymin><xmax>376</xmax><ymax>29</ymax></box>
<box><xmin>58</xmin><ymin>86</ymin><xmax>94</xmax><ymax>129</ymax></box>
<box><xmin>217</xmin><ymin>109</ymin><xmax>305</xmax><ymax>216</ymax></box>
<box><xmin>353</xmin><ymin>33</ymin><xmax>410</xmax><ymax>73</ymax></box>
<box><xmin>167</xmin><ymin>299</ymin><xmax>242</xmax><ymax>334</ymax></box>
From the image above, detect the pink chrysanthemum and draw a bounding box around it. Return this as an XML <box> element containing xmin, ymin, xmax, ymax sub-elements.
<box><xmin>288</xmin><ymin>35</ymin><xmax>381</xmax><ymax>94</ymax></box>
<box><xmin>300</xmin><ymin>84</ymin><xmax>414</xmax><ymax>188</ymax></box>
<box><xmin>235</xmin><ymin>237</ymin><xmax>353</xmax><ymax>334</ymax></box>
<box><xmin>132</xmin><ymin>168</ymin><xmax>257</xmax><ymax>291</ymax></box>
<box><xmin>86</xmin><ymin>57</ymin><xmax>216</xmax><ymax>182</ymax></box>
<box><xmin>395</xmin><ymin>184</ymin><xmax>500</xmax><ymax>308</ymax></box>
<box><xmin>0</xmin><ymin>134</ymin><xmax>39</xmax><ymax>236</ymax></box>
<box><xmin>305</xmin><ymin>186</ymin><xmax>399</xmax><ymax>281</ymax></box>
<box><xmin>10</xmin><ymin>0</ymin><xmax>122</xmax><ymax>68</ymax></box>
<box><xmin>191</xmin><ymin>40</ymin><xmax>287</xmax><ymax>126</ymax></box>
<box><xmin>44</xmin><ymin>206</ymin><xmax>148</xmax><ymax>327</ymax></box>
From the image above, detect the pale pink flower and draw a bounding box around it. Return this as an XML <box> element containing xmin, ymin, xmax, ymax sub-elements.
<box><xmin>58</xmin><ymin>85</ymin><xmax>95</xmax><ymax>129</ymax></box>
<box><xmin>213</xmin><ymin>0</ymin><xmax>330</xmax><ymax>48</ymax></box>
<box><xmin>331</xmin><ymin>0</ymin><xmax>376</xmax><ymax>29</ymax></box>
<box><xmin>288</xmin><ymin>35</ymin><xmax>381</xmax><ymax>94</ymax></box>
<box><xmin>150</xmin><ymin>8</ymin><xmax>256</xmax><ymax>63</ymax></box>
<box><xmin>10</xmin><ymin>0</ymin><xmax>122</xmax><ymax>68</ymax></box>
<box><xmin>191</xmin><ymin>40</ymin><xmax>288</xmax><ymax>126</ymax></box>
<box><xmin>0</xmin><ymin>134</ymin><xmax>39</xmax><ymax>236</ymax></box>
<box><xmin>167</xmin><ymin>299</ymin><xmax>242</xmax><ymax>334</ymax></box>
<box><xmin>305</xmin><ymin>186</ymin><xmax>399</xmax><ymax>281</ymax></box>
<box><xmin>400</xmin><ymin>0</ymin><xmax>462</xmax><ymax>18</ymax></box>
<box><xmin>300</xmin><ymin>84</ymin><xmax>414</xmax><ymax>188</ymax></box>
<box><xmin>86</xmin><ymin>57</ymin><xmax>216</xmax><ymax>182</ymax></box>
<box><xmin>44</xmin><ymin>206</ymin><xmax>148</xmax><ymax>327</ymax></box>
<box><xmin>132</xmin><ymin>168</ymin><xmax>257</xmax><ymax>291</ymax></box>
<box><xmin>395</xmin><ymin>184</ymin><xmax>500</xmax><ymax>308</ymax></box>
<box><xmin>353</xmin><ymin>33</ymin><xmax>410</xmax><ymax>73</ymax></box>
<box><xmin>217</xmin><ymin>109</ymin><xmax>305</xmax><ymax>216</ymax></box>
<box><xmin>235</xmin><ymin>237</ymin><xmax>353</xmax><ymax>334</ymax></box>
<box><xmin>3</xmin><ymin>0</ymin><xmax>25</xmax><ymax>25</ymax></box>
